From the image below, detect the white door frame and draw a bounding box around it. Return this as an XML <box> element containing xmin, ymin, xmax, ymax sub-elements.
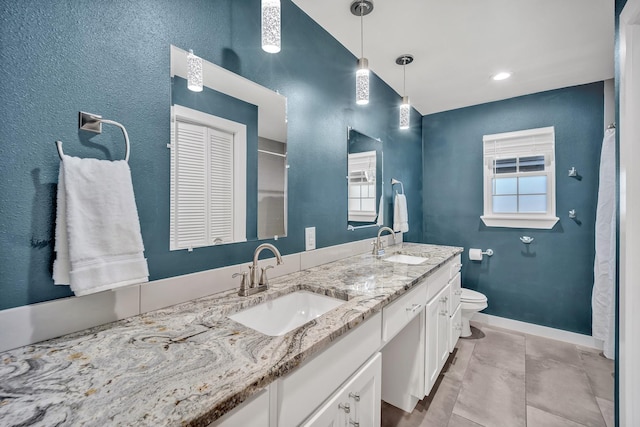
<box><xmin>619</xmin><ymin>0</ymin><xmax>640</xmax><ymax>425</ymax></box>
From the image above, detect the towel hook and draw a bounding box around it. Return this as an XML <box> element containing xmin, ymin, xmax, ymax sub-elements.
<box><xmin>55</xmin><ymin>112</ymin><xmax>130</xmax><ymax>162</ymax></box>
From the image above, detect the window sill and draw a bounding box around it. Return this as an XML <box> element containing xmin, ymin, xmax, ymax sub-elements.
<box><xmin>480</xmin><ymin>215</ymin><xmax>559</xmax><ymax>229</ymax></box>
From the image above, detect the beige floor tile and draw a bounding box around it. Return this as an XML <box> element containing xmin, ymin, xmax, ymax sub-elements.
<box><xmin>381</xmin><ymin>376</ymin><xmax>461</xmax><ymax>427</ymax></box>
<box><xmin>444</xmin><ymin>339</ymin><xmax>476</xmax><ymax>382</ymax></box>
<box><xmin>526</xmin><ymin>356</ymin><xmax>606</xmax><ymax>427</ymax></box>
<box><xmin>578</xmin><ymin>349</ymin><xmax>615</xmax><ymax>401</ymax></box>
<box><xmin>527</xmin><ymin>405</ymin><xmax>588</xmax><ymax>427</ymax></box>
<box><xmin>467</xmin><ymin>325</ymin><xmax>525</xmax><ymax>375</ymax></box>
<box><xmin>448</xmin><ymin>413</ymin><xmax>484</xmax><ymax>427</ymax></box>
<box><xmin>452</xmin><ymin>354</ymin><xmax>526</xmax><ymax>427</ymax></box>
<box><xmin>525</xmin><ymin>334</ymin><xmax>582</xmax><ymax>368</ymax></box>
<box><xmin>595</xmin><ymin>397</ymin><xmax>614</xmax><ymax>427</ymax></box>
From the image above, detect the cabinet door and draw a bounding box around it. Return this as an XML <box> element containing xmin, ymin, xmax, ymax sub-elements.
<box><xmin>449</xmin><ymin>303</ymin><xmax>462</xmax><ymax>353</ymax></box>
<box><xmin>303</xmin><ymin>353</ymin><xmax>382</xmax><ymax>427</ymax></box>
<box><xmin>424</xmin><ymin>293</ymin><xmax>440</xmax><ymax>396</ymax></box>
<box><xmin>437</xmin><ymin>283</ymin><xmax>451</xmax><ymax>372</ymax></box>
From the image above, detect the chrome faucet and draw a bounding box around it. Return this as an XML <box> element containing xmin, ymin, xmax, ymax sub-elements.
<box><xmin>372</xmin><ymin>226</ymin><xmax>396</xmax><ymax>256</ymax></box>
<box><xmin>234</xmin><ymin>243</ymin><xmax>284</xmax><ymax>296</ymax></box>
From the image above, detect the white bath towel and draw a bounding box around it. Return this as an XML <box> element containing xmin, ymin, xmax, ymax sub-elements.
<box><xmin>393</xmin><ymin>193</ymin><xmax>409</xmax><ymax>233</ymax></box>
<box><xmin>53</xmin><ymin>155</ymin><xmax>149</xmax><ymax>296</ymax></box>
<box><xmin>376</xmin><ymin>195</ymin><xmax>384</xmax><ymax>226</ymax></box>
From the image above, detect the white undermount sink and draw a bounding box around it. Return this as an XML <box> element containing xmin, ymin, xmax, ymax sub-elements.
<box><xmin>383</xmin><ymin>254</ymin><xmax>428</xmax><ymax>265</ymax></box>
<box><xmin>228</xmin><ymin>291</ymin><xmax>346</xmax><ymax>336</ymax></box>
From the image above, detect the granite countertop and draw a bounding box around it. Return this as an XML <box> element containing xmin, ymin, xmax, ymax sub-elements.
<box><xmin>0</xmin><ymin>243</ymin><xmax>463</xmax><ymax>426</ymax></box>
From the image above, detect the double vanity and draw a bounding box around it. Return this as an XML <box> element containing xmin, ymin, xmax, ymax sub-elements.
<box><xmin>0</xmin><ymin>243</ymin><xmax>462</xmax><ymax>426</ymax></box>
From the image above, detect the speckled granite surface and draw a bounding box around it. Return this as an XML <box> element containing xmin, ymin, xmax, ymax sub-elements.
<box><xmin>0</xmin><ymin>243</ymin><xmax>462</xmax><ymax>426</ymax></box>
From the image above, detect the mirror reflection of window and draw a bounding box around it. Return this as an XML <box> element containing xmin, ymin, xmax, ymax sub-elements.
<box><xmin>170</xmin><ymin>105</ymin><xmax>247</xmax><ymax>250</ymax></box>
<box><xmin>348</xmin><ymin>151</ymin><xmax>377</xmax><ymax>222</ymax></box>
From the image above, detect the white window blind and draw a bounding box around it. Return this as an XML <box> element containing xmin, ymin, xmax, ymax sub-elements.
<box><xmin>170</xmin><ymin>105</ymin><xmax>246</xmax><ymax>250</ymax></box>
<box><xmin>481</xmin><ymin>126</ymin><xmax>559</xmax><ymax>229</ymax></box>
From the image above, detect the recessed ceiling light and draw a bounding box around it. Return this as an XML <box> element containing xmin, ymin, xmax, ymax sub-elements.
<box><xmin>492</xmin><ymin>72</ymin><xmax>512</xmax><ymax>81</ymax></box>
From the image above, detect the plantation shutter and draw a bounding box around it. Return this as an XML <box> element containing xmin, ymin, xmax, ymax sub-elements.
<box><xmin>172</xmin><ymin>121</ymin><xmax>208</xmax><ymax>250</ymax></box>
<box><xmin>171</xmin><ymin>121</ymin><xmax>235</xmax><ymax>250</ymax></box>
<box><xmin>208</xmin><ymin>128</ymin><xmax>234</xmax><ymax>244</ymax></box>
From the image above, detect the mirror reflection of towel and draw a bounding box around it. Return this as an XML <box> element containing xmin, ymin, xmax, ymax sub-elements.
<box><xmin>393</xmin><ymin>193</ymin><xmax>409</xmax><ymax>233</ymax></box>
<box><xmin>376</xmin><ymin>195</ymin><xmax>384</xmax><ymax>226</ymax></box>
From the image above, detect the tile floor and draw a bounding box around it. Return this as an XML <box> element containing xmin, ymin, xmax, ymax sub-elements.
<box><xmin>381</xmin><ymin>322</ymin><xmax>615</xmax><ymax>427</ymax></box>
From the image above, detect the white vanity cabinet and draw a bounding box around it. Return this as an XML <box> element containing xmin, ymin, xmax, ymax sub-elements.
<box><xmin>208</xmin><ymin>388</ymin><xmax>270</xmax><ymax>427</ymax></box>
<box><xmin>447</xmin><ymin>259</ymin><xmax>463</xmax><ymax>352</ymax></box>
<box><xmin>423</xmin><ymin>254</ymin><xmax>462</xmax><ymax>396</ymax></box>
<box><xmin>424</xmin><ymin>282</ymin><xmax>451</xmax><ymax>395</ymax></box>
<box><xmin>302</xmin><ymin>353</ymin><xmax>381</xmax><ymax>427</ymax></box>
<box><xmin>276</xmin><ymin>312</ymin><xmax>382</xmax><ymax>426</ymax></box>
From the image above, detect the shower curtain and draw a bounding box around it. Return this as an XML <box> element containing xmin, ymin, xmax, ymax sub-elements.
<box><xmin>592</xmin><ymin>128</ymin><xmax>616</xmax><ymax>360</ymax></box>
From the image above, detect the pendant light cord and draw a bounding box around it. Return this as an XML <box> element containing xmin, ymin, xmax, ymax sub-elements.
<box><xmin>360</xmin><ymin>3</ymin><xmax>364</xmax><ymax>58</ymax></box>
<box><xmin>403</xmin><ymin>63</ymin><xmax>406</xmax><ymax>96</ymax></box>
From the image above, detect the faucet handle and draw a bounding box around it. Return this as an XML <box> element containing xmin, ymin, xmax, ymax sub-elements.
<box><xmin>232</xmin><ymin>272</ymin><xmax>249</xmax><ymax>295</ymax></box>
<box><xmin>259</xmin><ymin>265</ymin><xmax>274</xmax><ymax>287</ymax></box>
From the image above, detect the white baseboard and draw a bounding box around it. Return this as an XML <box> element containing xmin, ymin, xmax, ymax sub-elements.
<box><xmin>473</xmin><ymin>312</ymin><xmax>601</xmax><ymax>350</ymax></box>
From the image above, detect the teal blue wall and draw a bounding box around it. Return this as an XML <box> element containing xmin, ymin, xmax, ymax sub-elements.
<box><xmin>0</xmin><ymin>0</ymin><xmax>423</xmax><ymax>310</ymax></box>
<box><xmin>422</xmin><ymin>82</ymin><xmax>604</xmax><ymax>335</ymax></box>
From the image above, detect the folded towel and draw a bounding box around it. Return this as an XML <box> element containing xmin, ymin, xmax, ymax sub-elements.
<box><xmin>53</xmin><ymin>155</ymin><xmax>148</xmax><ymax>296</ymax></box>
<box><xmin>376</xmin><ymin>195</ymin><xmax>384</xmax><ymax>226</ymax></box>
<box><xmin>393</xmin><ymin>193</ymin><xmax>409</xmax><ymax>233</ymax></box>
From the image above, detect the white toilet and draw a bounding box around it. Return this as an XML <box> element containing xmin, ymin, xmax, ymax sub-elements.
<box><xmin>460</xmin><ymin>288</ymin><xmax>488</xmax><ymax>337</ymax></box>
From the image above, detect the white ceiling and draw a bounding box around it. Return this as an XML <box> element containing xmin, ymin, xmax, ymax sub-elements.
<box><xmin>291</xmin><ymin>0</ymin><xmax>614</xmax><ymax>115</ymax></box>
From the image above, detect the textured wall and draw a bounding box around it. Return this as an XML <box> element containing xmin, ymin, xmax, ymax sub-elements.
<box><xmin>0</xmin><ymin>0</ymin><xmax>423</xmax><ymax>310</ymax></box>
<box><xmin>423</xmin><ymin>82</ymin><xmax>604</xmax><ymax>335</ymax></box>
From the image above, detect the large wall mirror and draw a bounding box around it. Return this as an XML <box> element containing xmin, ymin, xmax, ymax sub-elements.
<box><xmin>347</xmin><ymin>127</ymin><xmax>383</xmax><ymax>230</ymax></box>
<box><xmin>169</xmin><ymin>45</ymin><xmax>287</xmax><ymax>250</ymax></box>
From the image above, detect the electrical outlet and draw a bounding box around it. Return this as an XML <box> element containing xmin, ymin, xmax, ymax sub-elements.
<box><xmin>305</xmin><ymin>227</ymin><xmax>316</xmax><ymax>251</ymax></box>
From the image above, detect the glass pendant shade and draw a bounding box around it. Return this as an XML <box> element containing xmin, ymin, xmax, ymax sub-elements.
<box><xmin>262</xmin><ymin>0</ymin><xmax>281</xmax><ymax>53</ymax></box>
<box><xmin>356</xmin><ymin>58</ymin><xmax>370</xmax><ymax>105</ymax></box>
<box><xmin>400</xmin><ymin>96</ymin><xmax>410</xmax><ymax>129</ymax></box>
<box><xmin>187</xmin><ymin>49</ymin><xmax>203</xmax><ymax>92</ymax></box>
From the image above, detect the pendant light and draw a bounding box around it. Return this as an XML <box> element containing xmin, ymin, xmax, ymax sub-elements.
<box><xmin>396</xmin><ymin>54</ymin><xmax>413</xmax><ymax>129</ymax></box>
<box><xmin>351</xmin><ymin>1</ymin><xmax>373</xmax><ymax>105</ymax></box>
<box><xmin>187</xmin><ymin>49</ymin><xmax>203</xmax><ymax>92</ymax></box>
<box><xmin>262</xmin><ymin>0</ymin><xmax>281</xmax><ymax>53</ymax></box>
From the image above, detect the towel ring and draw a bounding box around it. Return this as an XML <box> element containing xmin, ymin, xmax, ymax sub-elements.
<box><xmin>55</xmin><ymin>112</ymin><xmax>130</xmax><ymax>162</ymax></box>
<box><xmin>391</xmin><ymin>178</ymin><xmax>404</xmax><ymax>195</ymax></box>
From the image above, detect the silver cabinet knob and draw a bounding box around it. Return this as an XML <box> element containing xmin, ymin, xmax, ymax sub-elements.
<box><xmin>339</xmin><ymin>403</ymin><xmax>350</xmax><ymax>413</ymax></box>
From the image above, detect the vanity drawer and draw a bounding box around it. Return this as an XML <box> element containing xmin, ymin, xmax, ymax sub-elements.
<box><xmin>382</xmin><ymin>282</ymin><xmax>427</xmax><ymax>342</ymax></box>
<box><xmin>426</xmin><ymin>256</ymin><xmax>461</xmax><ymax>301</ymax></box>
<box><xmin>449</xmin><ymin>254</ymin><xmax>462</xmax><ymax>278</ymax></box>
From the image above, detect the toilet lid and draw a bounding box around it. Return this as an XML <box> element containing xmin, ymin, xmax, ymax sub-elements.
<box><xmin>461</xmin><ymin>288</ymin><xmax>487</xmax><ymax>302</ymax></box>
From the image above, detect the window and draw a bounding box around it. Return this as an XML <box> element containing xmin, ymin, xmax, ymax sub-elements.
<box><xmin>170</xmin><ymin>105</ymin><xmax>247</xmax><ymax>250</ymax></box>
<box><xmin>481</xmin><ymin>127</ymin><xmax>559</xmax><ymax>229</ymax></box>
<box><xmin>348</xmin><ymin>150</ymin><xmax>377</xmax><ymax>222</ymax></box>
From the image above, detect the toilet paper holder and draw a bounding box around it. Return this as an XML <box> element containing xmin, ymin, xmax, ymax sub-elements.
<box><xmin>468</xmin><ymin>248</ymin><xmax>494</xmax><ymax>261</ymax></box>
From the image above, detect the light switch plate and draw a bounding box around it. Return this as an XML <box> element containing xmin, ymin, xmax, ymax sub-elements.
<box><xmin>305</xmin><ymin>227</ymin><xmax>316</xmax><ymax>251</ymax></box>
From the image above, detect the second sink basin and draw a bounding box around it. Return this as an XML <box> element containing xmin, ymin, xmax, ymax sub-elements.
<box><xmin>228</xmin><ymin>291</ymin><xmax>346</xmax><ymax>336</ymax></box>
<box><xmin>383</xmin><ymin>254</ymin><xmax>428</xmax><ymax>265</ymax></box>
